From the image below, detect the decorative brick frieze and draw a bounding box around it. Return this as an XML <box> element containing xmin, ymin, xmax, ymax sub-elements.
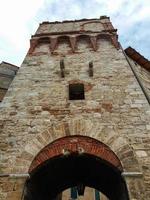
<box><xmin>28</xmin><ymin>32</ymin><xmax>120</xmax><ymax>55</ymax></box>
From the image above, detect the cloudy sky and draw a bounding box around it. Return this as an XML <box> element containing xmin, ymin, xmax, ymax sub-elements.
<box><xmin>0</xmin><ymin>0</ymin><xmax>150</xmax><ymax>66</ymax></box>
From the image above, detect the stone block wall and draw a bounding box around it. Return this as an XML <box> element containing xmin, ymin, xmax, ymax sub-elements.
<box><xmin>0</xmin><ymin>18</ymin><xmax>150</xmax><ymax>200</ymax></box>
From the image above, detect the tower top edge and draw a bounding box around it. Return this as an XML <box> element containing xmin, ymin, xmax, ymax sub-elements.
<box><xmin>40</xmin><ymin>16</ymin><xmax>110</xmax><ymax>25</ymax></box>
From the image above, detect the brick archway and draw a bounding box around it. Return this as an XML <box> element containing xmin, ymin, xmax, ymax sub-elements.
<box><xmin>25</xmin><ymin>136</ymin><xmax>129</xmax><ymax>200</ymax></box>
<box><xmin>29</xmin><ymin>135</ymin><xmax>123</xmax><ymax>173</ymax></box>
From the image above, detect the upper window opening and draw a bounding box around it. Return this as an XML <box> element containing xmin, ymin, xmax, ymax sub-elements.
<box><xmin>69</xmin><ymin>83</ymin><xmax>85</xmax><ymax>100</ymax></box>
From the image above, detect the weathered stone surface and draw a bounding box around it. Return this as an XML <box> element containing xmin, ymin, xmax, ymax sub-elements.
<box><xmin>0</xmin><ymin>17</ymin><xmax>150</xmax><ymax>200</ymax></box>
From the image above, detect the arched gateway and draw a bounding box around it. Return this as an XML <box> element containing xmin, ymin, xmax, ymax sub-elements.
<box><xmin>24</xmin><ymin>136</ymin><xmax>129</xmax><ymax>200</ymax></box>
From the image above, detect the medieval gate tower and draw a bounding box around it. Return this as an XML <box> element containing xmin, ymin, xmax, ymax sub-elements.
<box><xmin>0</xmin><ymin>16</ymin><xmax>150</xmax><ymax>200</ymax></box>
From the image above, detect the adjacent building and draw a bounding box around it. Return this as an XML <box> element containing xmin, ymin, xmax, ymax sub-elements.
<box><xmin>0</xmin><ymin>61</ymin><xmax>18</xmax><ymax>102</ymax></box>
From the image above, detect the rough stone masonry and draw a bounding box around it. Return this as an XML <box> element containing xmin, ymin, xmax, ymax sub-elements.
<box><xmin>0</xmin><ymin>16</ymin><xmax>150</xmax><ymax>200</ymax></box>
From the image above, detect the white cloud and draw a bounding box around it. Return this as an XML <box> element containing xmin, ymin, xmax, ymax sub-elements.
<box><xmin>0</xmin><ymin>0</ymin><xmax>150</xmax><ymax>66</ymax></box>
<box><xmin>0</xmin><ymin>0</ymin><xmax>44</xmax><ymax>65</ymax></box>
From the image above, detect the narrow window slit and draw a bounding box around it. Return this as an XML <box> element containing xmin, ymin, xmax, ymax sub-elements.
<box><xmin>89</xmin><ymin>61</ymin><xmax>93</xmax><ymax>77</ymax></box>
<box><xmin>60</xmin><ymin>59</ymin><xmax>65</xmax><ymax>77</ymax></box>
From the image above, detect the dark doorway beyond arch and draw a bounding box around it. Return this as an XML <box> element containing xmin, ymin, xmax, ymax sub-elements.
<box><xmin>24</xmin><ymin>136</ymin><xmax>129</xmax><ymax>200</ymax></box>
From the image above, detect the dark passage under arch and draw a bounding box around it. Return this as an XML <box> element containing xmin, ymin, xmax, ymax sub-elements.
<box><xmin>24</xmin><ymin>136</ymin><xmax>129</xmax><ymax>200</ymax></box>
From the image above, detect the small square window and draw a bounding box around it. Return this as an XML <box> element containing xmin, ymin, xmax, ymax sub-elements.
<box><xmin>69</xmin><ymin>83</ymin><xmax>85</xmax><ymax>100</ymax></box>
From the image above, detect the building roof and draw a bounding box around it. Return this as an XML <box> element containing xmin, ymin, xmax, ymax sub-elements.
<box><xmin>0</xmin><ymin>61</ymin><xmax>19</xmax><ymax>69</ymax></box>
<box><xmin>125</xmin><ymin>47</ymin><xmax>150</xmax><ymax>72</ymax></box>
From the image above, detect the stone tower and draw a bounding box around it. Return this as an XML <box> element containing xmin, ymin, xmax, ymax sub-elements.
<box><xmin>0</xmin><ymin>16</ymin><xmax>150</xmax><ymax>200</ymax></box>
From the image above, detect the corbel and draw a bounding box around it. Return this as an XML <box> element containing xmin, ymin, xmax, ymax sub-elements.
<box><xmin>110</xmin><ymin>35</ymin><xmax>120</xmax><ymax>49</ymax></box>
<box><xmin>50</xmin><ymin>37</ymin><xmax>58</xmax><ymax>53</ymax></box>
<box><xmin>90</xmin><ymin>36</ymin><xmax>97</xmax><ymax>51</ymax></box>
<box><xmin>69</xmin><ymin>36</ymin><xmax>77</xmax><ymax>52</ymax></box>
<box><xmin>28</xmin><ymin>39</ymin><xmax>38</xmax><ymax>55</ymax></box>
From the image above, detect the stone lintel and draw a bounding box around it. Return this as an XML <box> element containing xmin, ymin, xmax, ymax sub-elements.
<box><xmin>122</xmin><ymin>172</ymin><xmax>143</xmax><ymax>177</ymax></box>
<box><xmin>0</xmin><ymin>173</ymin><xmax>29</xmax><ymax>178</ymax></box>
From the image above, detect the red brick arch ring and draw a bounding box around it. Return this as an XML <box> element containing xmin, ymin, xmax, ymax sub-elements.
<box><xmin>29</xmin><ymin>135</ymin><xmax>123</xmax><ymax>173</ymax></box>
